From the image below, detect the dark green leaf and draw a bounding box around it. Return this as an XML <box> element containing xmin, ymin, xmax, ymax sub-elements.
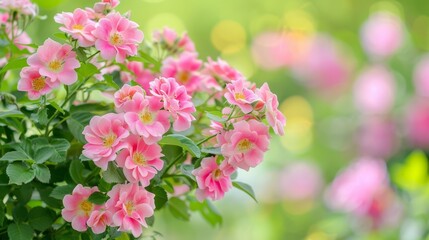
<box><xmin>69</xmin><ymin>159</ymin><xmax>85</xmax><ymax>184</ymax></box>
<box><xmin>33</xmin><ymin>138</ymin><xmax>70</xmax><ymax>163</ymax></box>
<box><xmin>8</xmin><ymin>223</ymin><xmax>34</xmax><ymax>240</ymax></box>
<box><xmin>0</xmin><ymin>110</ymin><xmax>25</xmax><ymax>119</ymax></box>
<box><xmin>232</xmin><ymin>181</ymin><xmax>257</xmax><ymax>202</ymax></box>
<box><xmin>88</xmin><ymin>192</ymin><xmax>109</xmax><ymax>205</ymax></box>
<box><xmin>34</xmin><ymin>164</ymin><xmax>50</xmax><ymax>183</ymax></box>
<box><xmin>7</xmin><ymin>162</ymin><xmax>35</xmax><ymax>185</ymax></box>
<box><xmin>48</xmin><ymin>101</ymin><xmax>65</xmax><ymax>114</ymax></box>
<box><xmin>159</xmin><ymin>134</ymin><xmax>201</xmax><ymax>158</ymax></box>
<box><xmin>50</xmin><ymin>185</ymin><xmax>75</xmax><ymax>200</ymax></box>
<box><xmin>180</xmin><ymin>164</ymin><xmax>196</xmax><ymax>181</ymax></box>
<box><xmin>34</xmin><ymin>147</ymin><xmax>53</xmax><ymax>164</ymax></box>
<box><xmin>0</xmin><ymin>202</ymin><xmax>4</xmax><ymax>226</ymax></box>
<box><xmin>148</xmin><ymin>186</ymin><xmax>168</xmax><ymax>210</ymax></box>
<box><xmin>0</xmin><ymin>58</ymin><xmax>28</xmax><ymax>74</ymax></box>
<box><xmin>0</xmin><ymin>151</ymin><xmax>32</xmax><ymax>162</ymax></box>
<box><xmin>102</xmin><ymin>162</ymin><xmax>126</xmax><ymax>184</ymax></box>
<box><xmin>28</xmin><ymin>207</ymin><xmax>56</xmax><ymax>232</ymax></box>
<box><xmin>146</xmin><ymin>215</ymin><xmax>155</xmax><ymax>227</ymax></box>
<box><xmin>67</xmin><ymin>112</ymin><xmax>93</xmax><ymax>143</ymax></box>
<box><xmin>13</xmin><ymin>205</ymin><xmax>28</xmax><ymax>222</ymax></box>
<box><xmin>103</xmin><ymin>75</ymin><xmax>120</xmax><ymax>90</ymax></box>
<box><xmin>37</xmin><ymin>108</ymin><xmax>49</xmax><ymax>126</ymax></box>
<box><xmin>168</xmin><ymin>197</ymin><xmax>190</xmax><ymax>221</ymax></box>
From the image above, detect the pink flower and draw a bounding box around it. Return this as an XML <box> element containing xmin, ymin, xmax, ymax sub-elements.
<box><xmin>413</xmin><ymin>54</ymin><xmax>429</xmax><ymax>98</ymax></box>
<box><xmin>357</xmin><ymin>118</ymin><xmax>397</xmax><ymax>159</ymax></box>
<box><xmin>221</xmin><ymin>119</ymin><xmax>270</xmax><ymax>171</ymax></box>
<box><xmin>87</xmin><ymin>210</ymin><xmax>113</xmax><ymax>234</ymax></box>
<box><xmin>106</xmin><ymin>183</ymin><xmax>155</xmax><ymax>237</ymax></box>
<box><xmin>116</xmin><ymin>135</ymin><xmax>164</xmax><ymax>186</ymax></box>
<box><xmin>17</xmin><ymin>67</ymin><xmax>58</xmax><ymax>100</ymax></box>
<box><xmin>113</xmin><ymin>84</ymin><xmax>145</xmax><ymax>112</ymax></box>
<box><xmin>161</xmin><ymin>52</ymin><xmax>203</xmax><ymax>94</ymax></box>
<box><xmin>62</xmin><ymin>184</ymin><xmax>99</xmax><ymax>232</ymax></box>
<box><xmin>0</xmin><ymin>0</ymin><xmax>37</xmax><ymax>16</ymax></box>
<box><xmin>82</xmin><ymin>113</ymin><xmax>130</xmax><ymax>170</ymax></box>
<box><xmin>405</xmin><ymin>98</ymin><xmax>429</xmax><ymax>149</ymax></box>
<box><xmin>0</xmin><ymin>13</ymin><xmax>8</xmax><ymax>24</ymax></box>
<box><xmin>153</xmin><ymin>27</ymin><xmax>195</xmax><ymax>53</ymax></box>
<box><xmin>224</xmin><ymin>79</ymin><xmax>259</xmax><ymax>114</ymax></box>
<box><xmin>251</xmin><ymin>32</ymin><xmax>290</xmax><ymax>70</ymax></box>
<box><xmin>123</xmin><ymin>94</ymin><xmax>170</xmax><ymax>144</ymax></box>
<box><xmin>203</xmin><ymin>57</ymin><xmax>243</xmax><ymax>83</ymax></box>
<box><xmin>256</xmin><ymin>83</ymin><xmax>286</xmax><ymax>135</ymax></box>
<box><xmin>93</xmin><ymin>12</ymin><xmax>143</xmax><ymax>63</ymax></box>
<box><xmin>361</xmin><ymin>12</ymin><xmax>403</xmax><ymax>59</ymax></box>
<box><xmin>192</xmin><ymin>157</ymin><xmax>233</xmax><ymax>201</ymax></box>
<box><xmin>94</xmin><ymin>0</ymin><xmax>120</xmax><ymax>13</ymax></box>
<box><xmin>27</xmin><ymin>38</ymin><xmax>80</xmax><ymax>85</ymax></box>
<box><xmin>354</xmin><ymin>65</ymin><xmax>396</xmax><ymax>115</ymax></box>
<box><xmin>150</xmin><ymin>77</ymin><xmax>196</xmax><ymax>132</ymax></box>
<box><xmin>127</xmin><ymin>61</ymin><xmax>154</xmax><ymax>92</ymax></box>
<box><xmin>55</xmin><ymin>8</ymin><xmax>96</xmax><ymax>47</ymax></box>
<box><xmin>5</xmin><ymin>24</ymin><xmax>33</xmax><ymax>51</ymax></box>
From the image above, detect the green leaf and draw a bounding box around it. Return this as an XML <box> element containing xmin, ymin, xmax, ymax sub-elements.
<box><xmin>0</xmin><ymin>110</ymin><xmax>25</xmax><ymax>119</ymax></box>
<box><xmin>75</xmin><ymin>47</ymin><xmax>88</xmax><ymax>62</ymax></box>
<box><xmin>159</xmin><ymin>134</ymin><xmax>201</xmax><ymax>158</ymax></box>
<box><xmin>7</xmin><ymin>223</ymin><xmax>34</xmax><ymax>240</ymax></box>
<box><xmin>34</xmin><ymin>147</ymin><xmax>53</xmax><ymax>164</ymax></box>
<box><xmin>37</xmin><ymin>108</ymin><xmax>49</xmax><ymax>126</ymax></box>
<box><xmin>0</xmin><ymin>58</ymin><xmax>28</xmax><ymax>74</ymax></box>
<box><xmin>13</xmin><ymin>205</ymin><xmax>28</xmax><ymax>222</ymax></box>
<box><xmin>67</xmin><ymin>112</ymin><xmax>93</xmax><ymax>143</ymax></box>
<box><xmin>0</xmin><ymin>202</ymin><xmax>4</xmax><ymax>226</ymax></box>
<box><xmin>28</xmin><ymin>207</ymin><xmax>56</xmax><ymax>232</ymax></box>
<box><xmin>205</xmin><ymin>111</ymin><xmax>226</xmax><ymax>123</ymax></box>
<box><xmin>232</xmin><ymin>181</ymin><xmax>257</xmax><ymax>202</ymax></box>
<box><xmin>0</xmin><ymin>151</ymin><xmax>32</xmax><ymax>162</ymax></box>
<box><xmin>34</xmin><ymin>164</ymin><xmax>50</xmax><ymax>183</ymax></box>
<box><xmin>69</xmin><ymin>159</ymin><xmax>85</xmax><ymax>184</ymax></box>
<box><xmin>50</xmin><ymin>185</ymin><xmax>75</xmax><ymax>200</ymax></box>
<box><xmin>7</xmin><ymin>162</ymin><xmax>35</xmax><ymax>185</ymax></box>
<box><xmin>33</xmin><ymin>138</ymin><xmax>70</xmax><ymax>163</ymax></box>
<box><xmin>103</xmin><ymin>75</ymin><xmax>120</xmax><ymax>90</ymax></box>
<box><xmin>168</xmin><ymin>197</ymin><xmax>190</xmax><ymax>221</ymax></box>
<box><xmin>393</xmin><ymin>150</ymin><xmax>428</xmax><ymax>191</ymax></box>
<box><xmin>190</xmin><ymin>200</ymin><xmax>222</xmax><ymax>226</ymax></box>
<box><xmin>148</xmin><ymin>186</ymin><xmax>168</xmax><ymax>210</ymax></box>
<box><xmin>88</xmin><ymin>192</ymin><xmax>109</xmax><ymax>205</ymax></box>
<box><xmin>201</xmin><ymin>147</ymin><xmax>222</xmax><ymax>155</ymax></box>
<box><xmin>51</xmin><ymin>32</ymin><xmax>68</xmax><ymax>41</ymax></box>
<box><xmin>146</xmin><ymin>215</ymin><xmax>155</xmax><ymax>227</ymax></box>
<box><xmin>180</xmin><ymin>164</ymin><xmax>196</xmax><ymax>181</ymax></box>
<box><xmin>77</xmin><ymin>63</ymin><xmax>100</xmax><ymax>78</ymax></box>
<box><xmin>102</xmin><ymin>162</ymin><xmax>126</xmax><ymax>184</ymax></box>
<box><xmin>48</xmin><ymin>101</ymin><xmax>65</xmax><ymax>114</ymax></box>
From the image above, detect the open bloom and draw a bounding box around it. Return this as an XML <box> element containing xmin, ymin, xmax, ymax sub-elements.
<box><xmin>116</xmin><ymin>135</ymin><xmax>164</xmax><ymax>186</ymax></box>
<box><xmin>127</xmin><ymin>61</ymin><xmax>154</xmax><ymax>92</ymax></box>
<box><xmin>27</xmin><ymin>38</ymin><xmax>80</xmax><ymax>85</ymax></box>
<box><xmin>161</xmin><ymin>52</ymin><xmax>203</xmax><ymax>94</ymax></box>
<box><xmin>62</xmin><ymin>185</ymin><xmax>99</xmax><ymax>232</ymax></box>
<box><xmin>192</xmin><ymin>157</ymin><xmax>233</xmax><ymax>201</ymax></box>
<box><xmin>150</xmin><ymin>77</ymin><xmax>196</xmax><ymax>132</ymax></box>
<box><xmin>123</xmin><ymin>94</ymin><xmax>170</xmax><ymax>144</ymax></box>
<box><xmin>153</xmin><ymin>27</ymin><xmax>195</xmax><ymax>53</ymax></box>
<box><xmin>18</xmin><ymin>67</ymin><xmax>58</xmax><ymax>100</ymax></box>
<box><xmin>221</xmin><ymin>119</ymin><xmax>270</xmax><ymax>171</ymax></box>
<box><xmin>224</xmin><ymin>79</ymin><xmax>259</xmax><ymax>114</ymax></box>
<box><xmin>93</xmin><ymin>12</ymin><xmax>143</xmax><ymax>63</ymax></box>
<box><xmin>106</xmin><ymin>183</ymin><xmax>155</xmax><ymax>237</ymax></box>
<box><xmin>256</xmin><ymin>83</ymin><xmax>286</xmax><ymax>135</ymax></box>
<box><xmin>55</xmin><ymin>8</ymin><xmax>96</xmax><ymax>47</ymax></box>
<box><xmin>87</xmin><ymin>209</ymin><xmax>113</xmax><ymax>234</ymax></box>
<box><xmin>94</xmin><ymin>0</ymin><xmax>120</xmax><ymax>12</ymax></box>
<box><xmin>113</xmin><ymin>84</ymin><xmax>145</xmax><ymax>112</ymax></box>
<box><xmin>82</xmin><ymin>113</ymin><xmax>130</xmax><ymax>170</ymax></box>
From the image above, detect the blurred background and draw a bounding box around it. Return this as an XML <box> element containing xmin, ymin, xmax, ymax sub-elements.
<box><xmin>26</xmin><ymin>0</ymin><xmax>429</xmax><ymax>239</ymax></box>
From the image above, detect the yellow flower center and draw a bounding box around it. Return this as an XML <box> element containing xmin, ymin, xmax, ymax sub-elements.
<box><xmin>234</xmin><ymin>92</ymin><xmax>245</xmax><ymax>100</ymax></box>
<box><xmin>139</xmin><ymin>111</ymin><xmax>154</xmax><ymax>124</ymax></box>
<box><xmin>212</xmin><ymin>169</ymin><xmax>222</xmax><ymax>180</ymax></box>
<box><xmin>48</xmin><ymin>60</ymin><xmax>63</xmax><ymax>72</ymax></box>
<box><xmin>236</xmin><ymin>138</ymin><xmax>252</xmax><ymax>152</ymax></box>
<box><xmin>103</xmin><ymin>133</ymin><xmax>117</xmax><ymax>147</ymax></box>
<box><xmin>72</xmin><ymin>24</ymin><xmax>84</xmax><ymax>30</ymax></box>
<box><xmin>177</xmin><ymin>71</ymin><xmax>190</xmax><ymax>84</ymax></box>
<box><xmin>110</xmin><ymin>33</ymin><xmax>123</xmax><ymax>46</ymax></box>
<box><xmin>132</xmin><ymin>152</ymin><xmax>146</xmax><ymax>166</ymax></box>
<box><xmin>32</xmin><ymin>77</ymin><xmax>46</xmax><ymax>91</ymax></box>
<box><xmin>125</xmin><ymin>201</ymin><xmax>134</xmax><ymax>215</ymax></box>
<box><xmin>80</xmin><ymin>200</ymin><xmax>93</xmax><ymax>215</ymax></box>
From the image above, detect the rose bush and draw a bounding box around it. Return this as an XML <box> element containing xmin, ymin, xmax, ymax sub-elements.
<box><xmin>0</xmin><ymin>0</ymin><xmax>285</xmax><ymax>239</ymax></box>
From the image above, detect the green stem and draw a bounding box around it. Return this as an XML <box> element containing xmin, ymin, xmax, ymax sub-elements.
<box><xmin>161</xmin><ymin>152</ymin><xmax>185</xmax><ymax>178</ymax></box>
<box><xmin>197</xmin><ymin>134</ymin><xmax>217</xmax><ymax>146</ymax></box>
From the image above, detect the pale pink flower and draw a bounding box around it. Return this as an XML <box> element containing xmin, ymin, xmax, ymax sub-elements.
<box><xmin>123</xmin><ymin>94</ymin><xmax>170</xmax><ymax>144</ymax></box>
<box><xmin>201</xmin><ymin>57</ymin><xmax>244</xmax><ymax>92</ymax></box>
<box><xmin>0</xmin><ymin>0</ymin><xmax>37</xmax><ymax>16</ymax></box>
<box><xmin>106</xmin><ymin>183</ymin><xmax>155</xmax><ymax>237</ymax></box>
<box><xmin>251</xmin><ymin>32</ymin><xmax>290</xmax><ymax>70</ymax></box>
<box><xmin>18</xmin><ymin>67</ymin><xmax>58</xmax><ymax>100</ymax></box>
<box><xmin>413</xmin><ymin>54</ymin><xmax>429</xmax><ymax>98</ymax></box>
<box><xmin>150</xmin><ymin>77</ymin><xmax>196</xmax><ymax>132</ymax></box>
<box><xmin>5</xmin><ymin>24</ymin><xmax>33</xmax><ymax>51</ymax></box>
<box><xmin>87</xmin><ymin>209</ymin><xmax>113</xmax><ymax>234</ymax></box>
<box><xmin>405</xmin><ymin>98</ymin><xmax>429</xmax><ymax>149</ymax></box>
<box><xmin>256</xmin><ymin>83</ymin><xmax>286</xmax><ymax>135</ymax></box>
<box><xmin>113</xmin><ymin>84</ymin><xmax>145</xmax><ymax>112</ymax></box>
<box><xmin>82</xmin><ymin>113</ymin><xmax>130</xmax><ymax>170</ymax></box>
<box><xmin>192</xmin><ymin>157</ymin><xmax>233</xmax><ymax>201</ymax></box>
<box><xmin>55</xmin><ymin>8</ymin><xmax>96</xmax><ymax>47</ymax></box>
<box><xmin>221</xmin><ymin>119</ymin><xmax>270</xmax><ymax>171</ymax></box>
<box><xmin>27</xmin><ymin>38</ymin><xmax>80</xmax><ymax>85</ymax></box>
<box><xmin>354</xmin><ymin>65</ymin><xmax>396</xmax><ymax>115</ymax></box>
<box><xmin>127</xmin><ymin>61</ymin><xmax>154</xmax><ymax>92</ymax></box>
<box><xmin>0</xmin><ymin>13</ymin><xmax>8</xmax><ymax>24</ymax></box>
<box><xmin>116</xmin><ymin>135</ymin><xmax>164</xmax><ymax>186</ymax></box>
<box><xmin>153</xmin><ymin>27</ymin><xmax>195</xmax><ymax>53</ymax></box>
<box><xmin>224</xmin><ymin>79</ymin><xmax>259</xmax><ymax>114</ymax></box>
<box><xmin>161</xmin><ymin>52</ymin><xmax>203</xmax><ymax>94</ymax></box>
<box><xmin>357</xmin><ymin>118</ymin><xmax>397</xmax><ymax>159</ymax></box>
<box><xmin>62</xmin><ymin>184</ymin><xmax>100</xmax><ymax>232</ymax></box>
<box><xmin>93</xmin><ymin>12</ymin><xmax>143</xmax><ymax>63</ymax></box>
<box><xmin>361</xmin><ymin>12</ymin><xmax>403</xmax><ymax>59</ymax></box>
<box><xmin>94</xmin><ymin>0</ymin><xmax>120</xmax><ymax>13</ymax></box>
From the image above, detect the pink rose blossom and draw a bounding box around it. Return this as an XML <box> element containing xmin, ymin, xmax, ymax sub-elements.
<box><xmin>94</xmin><ymin>0</ymin><xmax>120</xmax><ymax>13</ymax></box>
<box><xmin>153</xmin><ymin>27</ymin><xmax>195</xmax><ymax>53</ymax></box>
<box><xmin>62</xmin><ymin>184</ymin><xmax>100</xmax><ymax>232</ymax></box>
<box><xmin>192</xmin><ymin>157</ymin><xmax>233</xmax><ymax>201</ymax></box>
<box><xmin>150</xmin><ymin>77</ymin><xmax>196</xmax><ymax>132</ymax></box>
<box><xmin>27</xmin><ymin>38</ymin><xmax>80</xmax><ymax>85</ymax></box>
<box><xmin>82</xmin><ymin>113</ymin><xmax>130</xmax><ymax>170</ymax></box>
<box><xmin>123</xmin><ymin>93</ymin><xmax>170</xmax><ymax>144</ymax></box>
<box><xmin>221</xmin><ymin>119</ymin><xmax>270</xmax><ymax>171</ymax></box>
<box><xmin>224</xmin><ymin>79</ymin><xmax>259</xmax><ymax>114</ymax></box>
<box><xmin>405</xmin><ymin>98</ymin><xmax>429</xmax><ymax>149</ymax></box>
<box><xmin>93</xmin><ymin>12</ymin><xmax>143</xmax><ymax>63</ymax></box>
<box><xmin>161</xmin><ymin>52</ymin><xmax>203</xmax><ymax>94</ymax></box>
<box><xmin>116</xmin><ymin>135</ymin><xmax>164</xmax><ymax>186</ymax></box>
<box><xmin>54</xmin><ymin>8</ymin><xmax>96</xmax><ymax>47</ymax></box>
<box><xmin>361</xmin><ymin>12</ymin><xmax>403</xmax><ymax>59</ymax></box>
<box><xmin>0</xmin><ymin>0</ymin><xmax>37</xmax><ymax>16</ymax></box>
<box><xmin>413</xmin><ymin>54</ymin><xmax>429</xmax><ymax>98</ymax></box>
<box><xmin>256</xmin><ymin>83</ymin><xmax>286</xmax><ymax>135</ymax></box>
<box><xmin>18</xmin><ymin>67</ymin><xmax>58</xmax><ymax>100</ymax></box>
<box><xmin>201</xmin><ymin>57</ymin><xmax>244</xmax><ymax>92</ymax></box>
<box><xmin>127</xmin><ymin>61</ymin><xmax>154</xmax><ymax>92</ymax></box>
<box><xmin>87</xmin><ymin>209</ymin><xmax>113</xmax><ymax>234</ymax></box>
<box><xmin>354</xmin><ymin>65</ymin><xmax>396</xmax><ymax>115</ymax></box>
<box><xmin>106</xmin><ymin>183</ymin><xmax>155</xmax><ymax>237</ymax></box>
<box><xmin>113</xmin><ymin>84</ymin><xmax>145</xmax><ymax>112</ymax></box>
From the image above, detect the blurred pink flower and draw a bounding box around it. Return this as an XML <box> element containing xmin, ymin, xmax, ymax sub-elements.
<box><xmin>153</xmin><ymin>27</ymin><xmax>195</xmax><ymax>53</ymax></box>
<box><xmin>361</xmin><ymin>12</ymin><xmax>403</xmax><ymax>59</ymax></box>
<box><xmin>0</xmin><ymin>13</ymin><xmax>8</xmax><ymax>24</ymax></box>
<box><xmin>87</xmin><ymin>210</ymin><xmax>112</xmax><ymax>234</ymax></box>
<box><xmin>0</xmin><ymin>0</ymin><xmax>37</xmax><ymax>16</ymax></box>
<box><xmin>55</xmin><ymin>8</ymin><xmax>96</xmax><ymax>47</ymax></box>
<box><xmin>357</xmin><ymin>118</ymin><xmax>397</xmax><ymax>159</ymax></box>
<box><xmin>405</xmin><ymin>98</ymin><xmax>429</xmax><ymax>149</ymax></box>
<box><xmin>18</xmin><ymin>67</ymin><xmax>58</xmax><ymax>100</ymax></box>
<box><xmin>354</xmin><ymin>65</ymin><xmax>396</xmax><ymax>115</ymax></box>
<box><xmin>413</xmin><ymin>54</ymin><xmax>429</xmax><ymax>98</ymax></box>
<box><xmin>127</xmin><ymin>61</ymin><xmax>154</xmax><ymax>92</ymax></box>
<box><xmin>224</xmin><ymin>79</ymin><xmax>259</xmax><ymax>114</ymax></box>
<box><xmin>251</xmin><ymin>32</ymin><xmax>290</xmax><ymax>70</ymax></box>
<box><xmin>94</xmin><ymin>0</ymin><xmax>120</xmax><ymax>12</ymax></box>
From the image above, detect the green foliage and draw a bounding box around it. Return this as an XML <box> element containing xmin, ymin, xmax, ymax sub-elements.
<box><xmin>7</xmin><ymin>223</ymin><xmax>34</xmax><ymax>240</ymax></box>
<box><xmin>232</xmin><ymin>181</ymin><xmax>257</xmax><ymax>203</ymax></box>
<box><xmin>88</xmin><ymin>192</ymin><xmax>110</xmax><ymax>205</ymax></box>
<box><xmin>6</xmin><ymin>162</ymin><xmax>35</xmax><ymax>185</ymax></box>
<box><xmin>168</xmin><ymin>197</ymin><xmax>190</xmax><ymax>221</ymax></box>
<box><xmin>159</xmin><ymin>134</ymin><xmax>201</xmax><ymax>158</ymax></box>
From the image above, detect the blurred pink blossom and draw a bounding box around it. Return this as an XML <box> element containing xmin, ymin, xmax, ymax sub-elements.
<box><xmin>405</xmin><ymin>98</ymin><xmax>429</xmax><ymax>149</ymax></box>
<box><xmin>413</xmin><ymin>54</ymin><xmax>429</xmax><ymax>98</ymax></box>
<box><xmin>251</xmin><ymin>32</ymin><xmax>289</xmax><ymax>70</ymax></box>
<box><xmin>357</xmin><ymin>118</ymin><xmax>397</xmax><ymax>159</ymax></box>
